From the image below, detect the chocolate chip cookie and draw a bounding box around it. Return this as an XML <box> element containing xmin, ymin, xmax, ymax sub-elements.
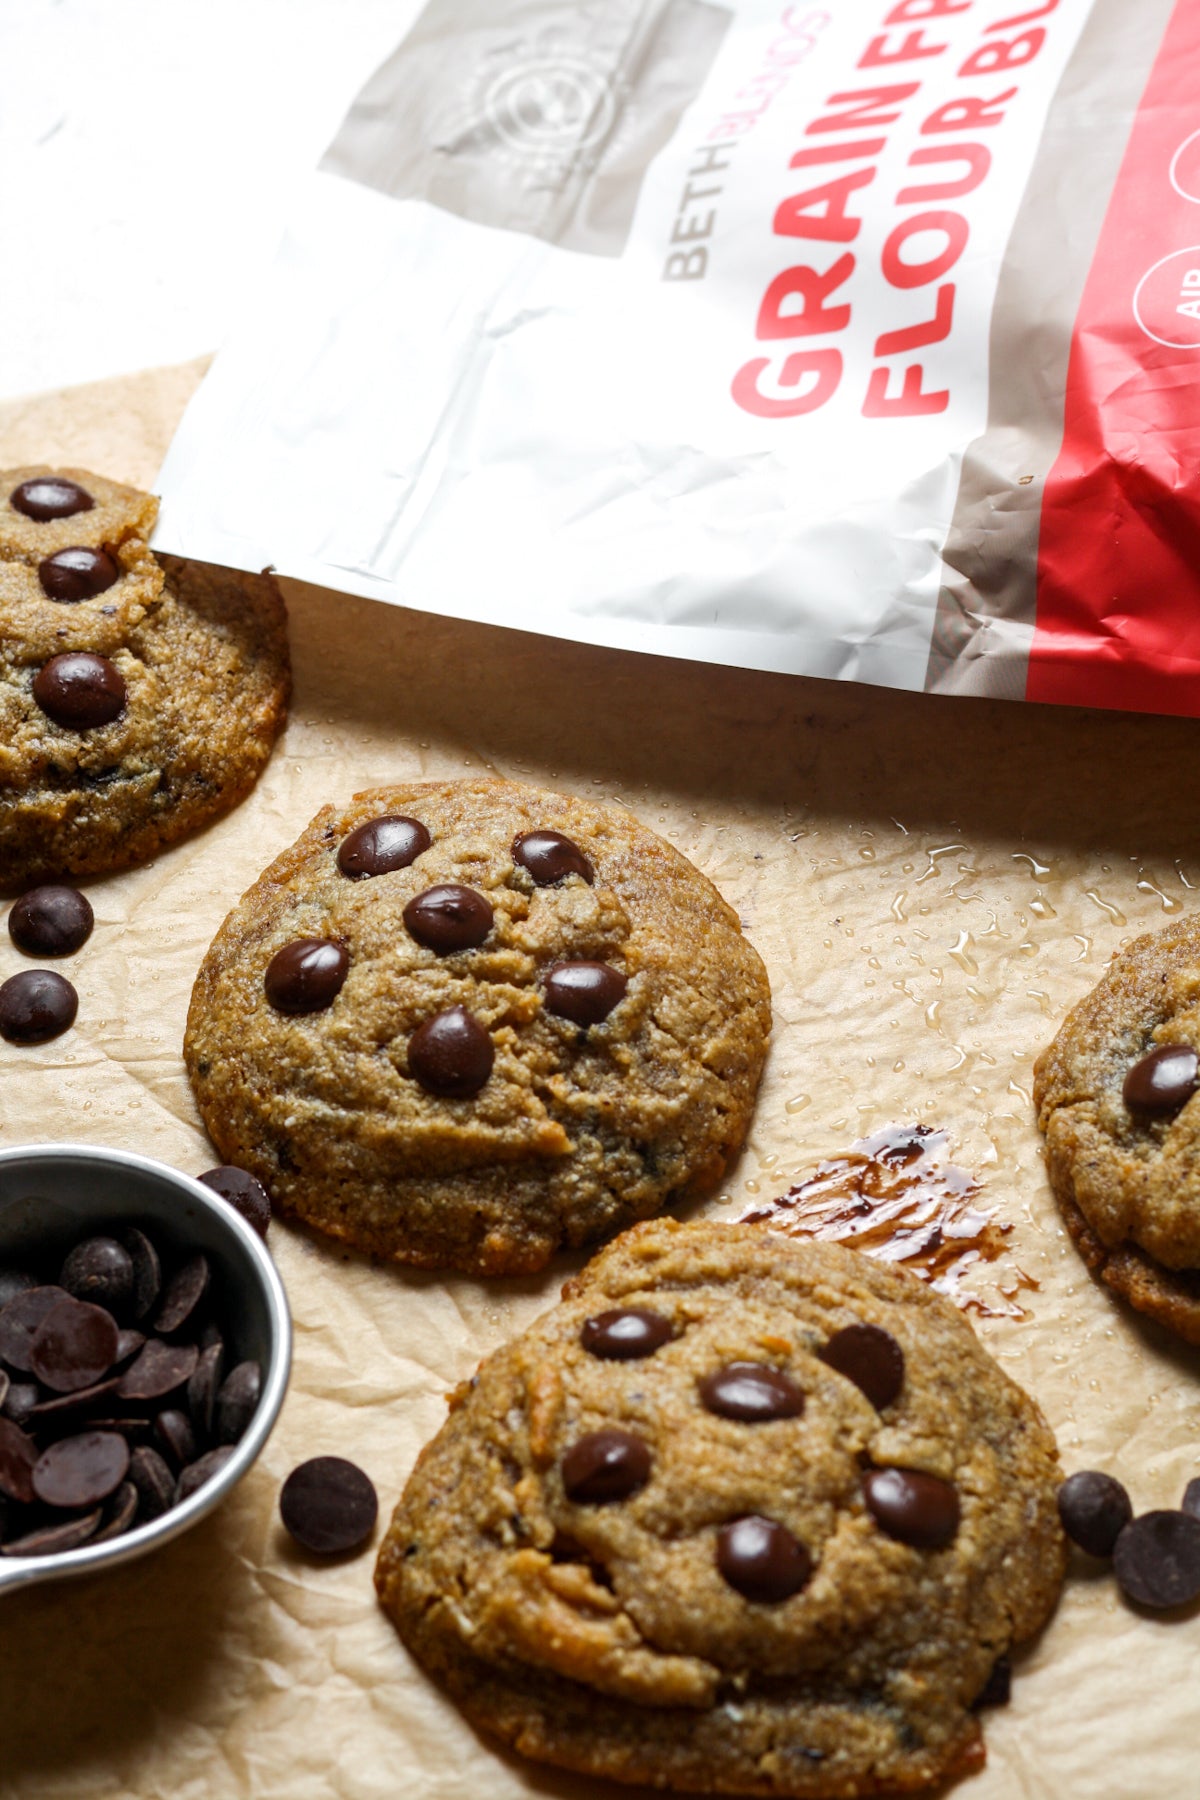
<box><xmin>183</xmin><ymin>780</ymin><xmax>771</xmax><ymax>1275</ymax></box>
<box><xmin>0</xmin><ymin>466</ymin><xmax>289</xmax><ymax>887</ymax></box>
<box><xmin>1034</xmin><ymin>913</ymin><xmax>1200</xmax><ymax>1342</ymax></box>
<box><xmin>375</xmin><ymin>1220</ymin><xmax>1065</xmax><ymax>1797</ymax></box>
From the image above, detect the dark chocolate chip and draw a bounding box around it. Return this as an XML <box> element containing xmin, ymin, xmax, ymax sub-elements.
<box><xmin>215</xmin><ymin>1361</ymin><xmax>262</xmax><ymax>1445</ymax></box>
<box><xmin>512</xmin><ymin>829</ymin><xmax>594</xmax><ymax>886</ymax></box>
<box><xmin>580</xmin><ymin>1309</ymin><xmax>673</xmax><ymax>1361</ymax></box>
<box><xmin>819</xmin><ymin>1323</ymin><xmax>905</xmax><ymax>1411</ymax></box>
<box><xmin>117</xmin><ymin>1339</ymin><xmax>199</xmax><ymax>1402</ymax></box>
<box><xmin>402</xmin><ymin>884</ymin><xmax>493</xmax><ymax>954</ymax></box>
<box><xmin>129</xmin><ymin>1444</ymin><xmax>176</xmax><ymax>1519</ymax></box>
<box><xmin>26</xmin><ymin>1377</ymin><xmax>122</xmax><ymax>1423</ymax></box>
<box><xmin>3</xmin><ymin>1383</ymin><xmax>39</xmax><ymax>1427</ymax></box>
<box><xmin>154</xmin><ymin>1408</ymin><xmax>197</xmax><ymax>1470</ymax></box>
<box><xmin>32</xmin><ymin>652</ymin><xmax>126</xmax><ymax>730</ymax></box>
<box><xmin>408</xmin><ymin>1006</ymin><xmax>493</xmax><ymax>1098</ymax></box>
<box><xmin>0</xmin><ymin>969</ymin><xmax>78</xmax><ymax>1044</ymax></box>
<box><xmin>1123</xmin><ymin>1044</ymin><xmax>1200</xmax><ymax>1115</ymax></box>
<box><xmin>0</xmin><ymin>1270</ymin><xmax>36</xmax><ymax>1311</ymax></box>
<box><xmin>279</xmin><ymin>1456</ymin><xmax>378</xmax><ymax>1554</ymax></box>
<box><xmin>175</xmin><ymin>1444</ymin><xmax>236</xmax><ymax>1504</ymax></box>
<box><xmin>92</xmin><ymin>1481</ymin><xmax>139</xmax><ymax>1543</ymax></box>
<box><xmin>198</xmin><ymin>1166</ymin><xmax>271</xmax><ymax>1239</ymax></box>
<box><xmin>864</xmin><ymin>1468</ymin><xmax>960</xmax><ymax>1549</ymax></box>
<box><xmin>84</xmin><ymin>1418</ymin><xmax>153</xmax><ymax>1442</ymax></box>
<box><xmin>59</xmin><ymin>1236</ymin><xmax>134</xmax><ymax>1314</ymax></box>
<box><xmin>2</xmin><ymin>1509</ymin><xmax>102</xmax><ymax>1557</ymax></box>
<box><xmin>152</xmin><ymin>1252</ymin><xmax>209</xmax><ymax>1335</ymax></box>
<box><xmin>337</xmin><ymin>815</ymin><xmax>431</xmax><ymax>878</ymax></box>
<box><xmin>0</xmin><ymin>1418</ymin><xmax>38</xmax><ymax>1503</ymax></box>
<box><xmin>10</xmin><ymin>476</ymin><xmax>94</xmax><ymax>521</ymax></box>
<box><xmin>543</xmin><ymin>962</ymin><xmax>627</xmax><ymax>1027</ymax></box>
<box><xmin>1113</xmin><ymin>1510</ymin><xmax>1200</xmax><ymax>1609</ymax></box>
<box><xmin>973</xmin><ymin>1656</ymin><xmax>1012</xmax><ymax>1710</ymax></box>
<box><xmin>116</xmin><ymin>1228</ymin><xmax>161</xmax><ymax>1321</ymax></box>
<box><xmin>1183</xmin><ymin>1477</ymin><xmax>1200</xmax><ymax>1521</ymax></box>
<box><xmin>188</xmin><ymin>1342</ymin><xmax>224</xmax><ymax>1438</ymax></box>
<box><xmin>199</xmin><ymin>1320</ymin><xmax>225</xmax><ymax>1355</ymax></box>
<box><xmin>8</xmin><ymin>885</ymin><xmax>94</xmax><ymax>957</ymax></box>
<box><xmin>264</xmin><ymin>937</ymin><xmax>349</xmax><ymax>1015</ymax></box>
<box><xmin>716</xmin><ymin>1515</ymin><xmax>813</xmax><ymax>1604</ymax></box>
<box><xmin>33</xmin><ymin>1430</ymin><xmax>129</xmax><ymax>1508</ymax></box>
<box><xmin>38</xmin><ymin>545</ymin><xmax>120</xmax><ymax>603</ymax></box>
<box><xmin>699</xmin><ymin>1362</ymin><xmax>805</xmax><ymax>1424</ymax></box>
<box><xmin>114</xmin><ymin>1328</ymin><xmax>146</xmax><ymax>1365</ymax></box>
<box><xmin>562</xmin><ymin>1429</ymin><xmax>651</xmax><ymax>1504</ymax></box>
<box><xmin>0</xmin><ymin>1285</ymin><xmax>70</xmax><ymax>1371</ymax></box>
<box><xmin>1057</xmin><ymin>1470</ymin><xmax>1133</xmax><ymax>1558</ymax></box>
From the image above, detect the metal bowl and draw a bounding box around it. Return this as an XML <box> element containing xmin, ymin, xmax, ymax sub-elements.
<box><xmin>0</xmin><ymin>1142</ymin><xmax>291</xmax><ymax>1596</ymax></box>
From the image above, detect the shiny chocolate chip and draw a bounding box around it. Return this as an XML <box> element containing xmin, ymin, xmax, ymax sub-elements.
<box><xmin>129</xmin><ymin>1444</ymin><xmax>176</xmax><ymax>1520</ymax></box>
<box><xmin>264</xmin><ymin>937</ymin><xmax>349</xmax><ymax>1014</ymax></box>
<box><xmin>1123</xmin><ymin>1044</ymin><xmax>1199</xmax><ymax>1115</ymax></box>
<box><xmin>864</xmin><ymin>1468</ymin><xmax>960</xmax><ymax>1549</ymax></box>
<box><xmin>187</xmin><ymin>1342</ymin><xmax>224</xmax><ymax>1438</ymax></box>
<box><xmin>154</xmin><ymin>1409</ymin><xmax>197</xmax><ymax>1470</ymax></box>
<box><xmin>0</xmin><ymin>1418</ymin><xmax>37</xmax><ymax>1504</ymax></box>
<box><xmin>280</xmin><ymin>1456</ymin><xmax>378</xmax><ymax>1554</ymax></box>
<box><xmin>408</xmin><ymin>1006</ymin><xmax>494</xmax><ymax>1098</ymax></box>
<box><xmin>580</xmin><ymin>1309</ymin><xmax>672</xmax><ymax>1361</ymax></box>
<box><xmin>33</xmin><ymin>1430</ymin><xmax>130</xmax><ymax>1509</ymax></box>
<box><xmin>60</xmin><ymin>1236</ymin><xmax>134</xmax><ymax>1314</ymax></box>
<box><xmin>699</xmin><ymin>1363</ymin><xmax>804</xmax><ymax>1424</ymax></box>
<box><xmin>403</xmin><ymin>884</ymin><xmax>493</xmax><ymax>954</ymax></box>
<box><xmin>92</xmin><ymin>1481</ymin><xmax>139</xmax><ymax>1543</ymax></box>
<box><xmin>198</xmin><ymin>1166</ymin><xmax>272</xmax><ymax>1239</ymax></box>
<box><xmin>2</xmin><ymin>1510</ymin><xmax>102</xmax><ymax>1557</ymax></box>
<box><xmin>32</xmin><ymin>652</ymin><xmax>126</xmax><ymax>729</ymax></box>
<box><xmin>337</xmin><ymin>815</ymin><xmax>431</xmax><ymax>878</ymax></box>
<box><xmin>562</xmin><ymin>1429</ymin><xmax>651</xmax><ymax>1504</ymax></box>
<box><xmin>1058</xmin><ymin>1470</ymin><xmax>1132</xmax><ymax>1558</ymax></box>
<box><xmin>512</xmin><ymin>829</ymin><xmax>594</xmax><ymax>886</ymax></box>
<box><xmin>819</xmin><ymin>1323</ymin><xmax>905</xmax><ymax>1411</ymax></box>
<box><xmin>0</xmin><ymin>970</ymin><xmax>78</xmax><ymax>1044</ymax></box>
<box><xmin>26</xmin><ymin>1378</ymin><xmax>122</xmax><ymax>1423</ymax></box>
<box><xmin>117</xmin><ymin>1228</ymin><xmax>161</xmax><ymax>1321</ymax></box>
<box><xmin>716</xmin><ymin>1515</ymin><xmax>812</xmax><ymax>1603</ymax></box>
<box><xmin>38</xmin><ymin>545</ymin><xmax>120</xmax><ymax>602</ymax></box>
<box><xmin>8</xmin><ymin>885</ymin><xmax>94</xmax><ymax>957</ymax></box>
<box><xmin>1113</xmin><ymin>1510</ymin><xmax>1200</xmax><ymax>1609</ymax></box>
<box><xmin>10</xmin><ymin>476</ymin><xmax>94</xmax><ymax>521</ymax></box>
<box><xmin>114</xmin><ymin>1329</ymin><xmax>145</xmax><ymax>1366</ymax></box>
<box><xmin>153</xmin><ymin>1252</ymin><xmax>209</xmax><ymax>1335</ymax></box>
<box><xmin>117</xmin><ymin>1339</ymin><xmax>199</xmax><ymax>1402</ymax></box>
<box><xmin>176</xmin><ymin>1444</ymin><xmax>236</xmax><ymax>1505</ymax></box>
<box><xmin>3</xmin><ymin>1384</ymin><xmax>39</xmax><ymax>1427</ymax></box>
<box><xmin>215</xmin><ymin>1361</ymin><xmax>261</xmax><ymax>1445</ymax></box>
<box><xmin>543</xmin><ymin>962</ymin><xmax>627</xmax><ymax>1027</ymax></box>
<box><xmin>29</xmin><ymin>1298</ymin><xmax>120</xmax><ymax>1394</ymax></box>
<box><xmin>0</xmin><ymin>1286</ymin><xmax>70</xmax><ymax>1371</ymax></box>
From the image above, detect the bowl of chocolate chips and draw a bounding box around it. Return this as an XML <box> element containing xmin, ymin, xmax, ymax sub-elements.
<box><xmin>0</xmin><ymin>1143</ymin><xmax>290</xmax><ymax>1593</ymax></box>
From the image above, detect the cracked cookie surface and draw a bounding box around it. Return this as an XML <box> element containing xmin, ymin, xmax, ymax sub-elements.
<box><xmin>375</xmin><ymin>1220</ymin><xmax>1065</xmax><ymax>1797</ymax></box>
<box><xmin>0</xmin><ymin>466</ymin><xmax>289</xmax><ymax>887</ymax></box>
<box><xmin>184</xmin><ymin>779</ymin><xmax>772</xmax><ymax>1275</ymax></box>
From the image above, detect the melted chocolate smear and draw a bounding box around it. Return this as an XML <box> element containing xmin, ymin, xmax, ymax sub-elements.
<box><xmin>742</xmin><ymin>1123</ymin><xmax>1037</xmax><ymax>1319</ymax></box>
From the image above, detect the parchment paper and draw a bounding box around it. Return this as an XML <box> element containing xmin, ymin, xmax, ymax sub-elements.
<box><xmin>2</xmin><ymin>363</ymin><xmax>1200</xmax><ymax>1799</ymax></box>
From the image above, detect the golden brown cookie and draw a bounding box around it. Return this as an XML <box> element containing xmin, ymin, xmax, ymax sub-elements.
<box><xmin>184</xmin><ymin>780</ymin><xmax>771</xmax><ymax>1275</ymax></box>
<box><xmin>0</xmin><ymin>466</ymin><xmax>289</xmax><ymax>888</ymax></box>
<box><xmin>375</xmin><ymin>1220</ymin><xmax>1065</xmax><ymax>1797</ymax></box>
<box><xmin>1034</xmin><ymin>913</ymin><xmax>1200</xmax><ymax>1342</ymax></box>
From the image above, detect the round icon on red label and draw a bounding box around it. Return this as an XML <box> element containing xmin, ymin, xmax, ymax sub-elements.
<box><xmin>1170</xmin><ymin>129</ymin><xmax>1200</xmax><ymax>204</ymax></box>
<box><xmin>1133</xmin><ymin>247</ymin><xmax>1200</xmax><ymax>350</ymax></box>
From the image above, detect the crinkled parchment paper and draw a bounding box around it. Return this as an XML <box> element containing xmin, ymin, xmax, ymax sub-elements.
<box><xmin>2</xmin><ymin>365</ymin><xmax>1199</xmax><ymax>1800</ymax></box>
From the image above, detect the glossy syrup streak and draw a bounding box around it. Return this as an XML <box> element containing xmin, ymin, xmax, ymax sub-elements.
<box><xmin>742</xmin><ymin>1124</ymin><xmax>1037</xmax><ymax>1317</ymax></box>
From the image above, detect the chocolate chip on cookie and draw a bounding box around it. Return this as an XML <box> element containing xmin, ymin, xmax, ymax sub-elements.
<box><xmin>403</xmin><ymin>885</ymin><xmax>493</xmax><ymax>954</ymax></box>
<box><xmin>407</xmin><ymin>1007</ymin><xmax>494</xmax><ymax>1098</ymax></box>
<box><xmin>38</xmin><ymin>546</ymin><xmax>120</xmax><ymax>603</ymax></box>
<box><xmin>10</xmin><ymin>476</ymin><xmax>94</xmax><ymax>521</ymax></box>
<box><xmin>33</xmin><ymin>652</ymin><xmax>126</xmax><ymax>730</ymax></box>
<box><xmin>337</xmin><ymin>815</ymin><xmax>431</xmax><ymax>879</ymax></box>
<box><xmin>264</xmin><ymin>939</ymin><xmax>349</xmax><ymax>1015</ymax></box>
<box><xmin>580</xmin><ymin>1309</ymin><xmax>672</xmax><ymax>1360</ymax></box>
<box><xmin>512</xmin><ymin>829</ymin><xmax>594</xmax><ymax>886</ymax></box>
<box><xmin>542</xmin><ymin>962</ymin><xmax>627</xmax><ymax>1026</ymax></box>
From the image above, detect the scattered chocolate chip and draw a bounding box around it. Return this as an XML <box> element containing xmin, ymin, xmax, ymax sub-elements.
<box><xmin>117</xmin><ymin>1339</ymin><xmax>199</xmax><ymax>1402</ymax></box>
<box><xmin>59</xmin><ymin>1236</ymin><xmax>134</xmax><ymax>1314</ymax></box>
<box><xmin>0</xmin><ymin>969</ymin><xmax>78</xmax><ymax>1044</ymax></box>
<box><xmin>116</xmin><ymin>1228</ymin><xmax>161</xmax><ymax>1320</ymax></box>
<box><xmin>33</xmin><ymin>1430</ymin><xmax>129</xmax><ymax>1509</ymax></box>
<box><xmin>0</xmin><ymin>1286</ymin><xmax>70</xmax><ymax>1371</ymax></box>
<box><xmin>819</xmin><ymin>1323</ymin><xmax>905</xmax><ymax>1411</ymax></box>
<box><xmin>1183</xmin><ymin>1478</ymin><xmax>1200</xmax><ymax>1521</ymax></box>
<box><xmin>408</xmin><ymin>1006</ymin><xmax>494</xmax><ymax>1097</ymax></box>
<box><xmin>152</xmin><ymin>1253</ymin><xmax>209</xmax><ymax>1335</ymax></box>
<box><xmin>402</xmin><ymin>884</ymin><xmax>493</xmax><ymax>954</ymax></box>
<box><xmin>264</xmin><ymin>937</ymin><xmax>349</xmax><ymax>1014</ymax></box>
<box><xmin>1113</xmin><ymin>1510</ymin><xmax>1200</xmax><ymax>1609</ymax></box>
<box><xmin>0</xmin><ymin>1270</ymin><xmax>36</xmax><ymax>1311</ymax></box>
<box><xmin>2</xmin><ymin>1509</ymin><xmax>103</xmax><ymax>1557</ymax></box>
<box><xmin>8</xmin><ymin>885</ymin><xmax>94</xmax><ymax>957</ymax></box>
<box><xmin>38</xmin><ymin>545</ymin><xmax>120</xmax><ymax>602</ymax></box>
<box><xmin>176</xmin><ymin>1444</ymin><xmax>236</xmax><ymax>1504</ymax></box>
<box><xmin>864</xmin><ymin>1468</ymin><xmax>960</xmax><ymax>1549</ymax></box>
<box><xmin>128</xmin><ymin>1444</ymin><xmax>176</xmax><ymax>1520</ymax></box>
<box><xmin>562</xmin><ymin>1429</ymin><xmax>651</xmax><ymax>1504</ymax></box>
<box><xmin>580</xmin><ymin>1309</ymin><xmax>673</xmax><ymax>1361</ymax></box>
<box><xmin>92</xmin><ymin>1481</ymin><xmax>139</xmax><ymax>1543</ymax></box>
<box><xmin>32</xmin><ymin>651</ymin><xmax>126</xmax><ymax>730</ymax></box>
<box><xmin>279</xmin><ymin>1456</ymin><xmax>378</xmax><ymax>1554</ymax></box>
<box><xmin>26</xmin><ymin>1378</ymin><xmax>122</xmax><ymax>1423</ymax></box>
<box><xmin>699</xmin><ymin>1363</ymin><xmax>805</xmax><ymax>1424</ymax></box>
<box><xmin>10</xmin><ymin>476</ymin><xmax>94</xmax><ymax>521</ymax></box>
<box><xmin>1058</xmin><ymin>1470</ymin><xmax>1132</xmax><ymax>1557</ymax></box>
<box><xmin>512</xmin><ymin>829</ymin><xmax>594</xmax><ymax>886</ymax></box>
<box><xmin>337</xmin><ymin>815</ymin><xmax>431</xmax><ymax>878</ymax></box>
<box><xmin>3</xmin><ymin>1383</ymin><xmax>39</xmax><ymax>1427</ymax></box>
<box><xmin>973</xmin><ymin>1656</ymin><xmax>1012</xmax><ymax>1710</ymax></box>
<box><xmin>0</xmin><ymin>1418</ymin><xmax>37</xmax><ymax>1503</ymax></box>
<box><xmin>154</xmin><ymin>1409</ymin><xmax>197</xmax><ymax>1469</ymax></box>
<box><xmin>188</xmin><ymin>1342</ymin><xmax>224</xmax><ymax>1438</ymax></box>
<box><xmin>543</xmin><ymin>962</ymin><xmax>627</xmax><ymax>1026</ymax></box>
<box><xmin>215</xmin><ymin>1361</ymin><xmax>262</xmax><ymax>1445</ymax></box>
<box><xmin>1123</xmin><ymin>1044</ymin><xmax>1200</xmax><ymax>1114</ymax></box>
<box><xmin>716</xmin><ymin>1515</ymin><xmax>812</xmax><ymax>1603</ymax></box>
<box><xmin>198</xmin><ymin>1166</ymin><xmax>271</xmax><ymax>1239</ymax></box>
